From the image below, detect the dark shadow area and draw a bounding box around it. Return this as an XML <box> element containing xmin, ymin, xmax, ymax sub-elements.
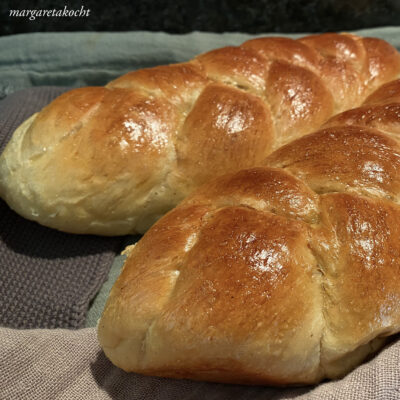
<box><xmin>0</xmin><ymin>198</ymin><xmax>123</xmax><ymax>328</ymax></box>
<box><xmin>0</xmin><ymin>199</ymin><xmax>122</xmax><ymax>259</ymax></box>
<box><xmin>0</xmin><ymin>0</ymin><xmax>399</xmax><ymax>36</ymax></box>
<box><xmin>0</xmin><ymin>199</ymin><xmax>123</xmax><ymax>328</ymax></box>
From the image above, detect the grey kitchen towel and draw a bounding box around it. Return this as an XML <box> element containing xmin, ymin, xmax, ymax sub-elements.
<box><xmin>0</xmin><ymin>30</ymin><xmax>300</xmax><ymax>99</ymax></box>
<box><xmin>1</xmin><ymin>27</ymin><xmax>400</xmax><ymax>99</ymax></box>
<box><xmin>0</xmin><ymin>326</ymin><xmax>399</xmax><ymax>400</ymax></box>
<box><xmin>0</xmin><ymin>87</ymin><xmax>123</xmax><ymax>329</ymax></box>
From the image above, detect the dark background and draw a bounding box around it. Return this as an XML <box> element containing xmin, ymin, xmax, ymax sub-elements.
<box><xmin>0</xmin><ymin>0</ymin><xmax>400</xmax><ymax>36</ymax></box>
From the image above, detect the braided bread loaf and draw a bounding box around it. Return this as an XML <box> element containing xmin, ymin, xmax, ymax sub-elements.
<box><xmin>1</xmin><ymin>34</ymin><xmax>399</xmax><ymax>235</ymax></box>
<box><xmin>98</xmin><ymin>77</ymin><xmax>400</xmax><ymax>384</ymax></box>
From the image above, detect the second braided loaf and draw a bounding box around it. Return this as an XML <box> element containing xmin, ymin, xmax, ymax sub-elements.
<box><xmin>98</xmin><ymin>74</ymin><xmax>400</xmax><ymax>385</ymax></box>
<box><xmin>0</xmin><ymin>33</ymin><xmax>399</xmax><ymax>235</ymax></box>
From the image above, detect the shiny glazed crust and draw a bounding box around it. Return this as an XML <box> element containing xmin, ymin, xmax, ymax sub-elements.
<box><xmin>1</xmin><ymin>33</ymin><xmax>399</xmax><ymax>234</ymax></box>
<box><xmin>98</xmin><ymin>80</ymin><xmax>400</xmax><ymax>384</ymax></box>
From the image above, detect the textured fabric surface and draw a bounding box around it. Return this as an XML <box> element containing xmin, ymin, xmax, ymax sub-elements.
<box><xmin>0</xmin><ymin>88</ymin><xmax>123</xmax><ymax>328</ymax></box>
<box><xmin>0</xmin><ymin>326</ymin><xmax>399</xmax><ymax>399</ymax></box>
<box><xmin>85</xmin><ymin>235</ymin><xmax>140</xmax><ymax>328</ymax></box>
<box><xmin>1</xmin><ymin>27</ymin><xmax>400</xmax><ymax>99</ymax></box>
<box><xmin>0</xmin><ymin>31</ymin><xmax>298</xmax><ymax>99</ymax></box>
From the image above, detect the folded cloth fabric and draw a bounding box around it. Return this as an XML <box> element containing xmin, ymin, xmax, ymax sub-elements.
<box><xmin>1</xmin><ymin>27</ymin><xmax>400</xmax><ymax>99</ymax></box>
<box><xmin>0</xmin><ymin>326</ymin><xmax>399</xmax><ymax>399</ymax></box>
<box><xmin>0</xmin><ymin>87</ymin><xmax>123</xmax><ymax>329</ymax></box>
<box><xmin>0</xmin><ymin>31</ymin><xmax>296</xmax><ymax>99</ymax></box>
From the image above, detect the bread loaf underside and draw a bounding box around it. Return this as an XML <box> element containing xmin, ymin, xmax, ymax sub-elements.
<box><xmin>98</xmin><ymin>78</ymin><xmax>400</xmax><ymax>385</ymax></box>
<box><xmin>1</xmin><ymin>33</ymin><xmax>399</xmax><ymax>235</ymax></box>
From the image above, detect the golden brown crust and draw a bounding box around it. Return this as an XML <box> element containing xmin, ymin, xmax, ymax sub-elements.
<box><xmin>266</xmin><ymin>125</ymin><xmax>400</xmax><ymax>200</ymax></box>
<box><xmin>1</xmin><ymin>33</ymin><xmax>399</xmax><ymax>235</ymax></box>
<box><xmin>107</xmin><ymin>62</ymin><xmax>209</xmax><ymax>111</ymax></box>
<box><xmin>173</xmin><ymin>83</ymin><xmax>274</xmax><ymax>191</ymax></box>
<box><xmin>242</xmin><ymin>36</ymin><xmax>320</xmax><ymax>72</ymax></box>
<box><xmin>196</xmin><ymin>46</ymin><xmax>269</xmax><ymax>94</ymax></box>
<box><xmin>99</xmin><ymin>139</ymin><xmax>400</xmax><ymax>385</ymax></box>
<box><xmin>362</xmin><ymin>37</ymin><xmax>400</xmax><ymax>90</ymax></box>
<box><xmin>265</xmin><ymin>61</ymin><xmax>334</xmax><ymax>144</ymax></box>
<box><xmin>182</xmin><ymin>167</ymin><xmax>320</xmax><ymax>223</ymax></box>
<box><xmin>0</xmin><ymin>87</ymin><xmax>183</xmax><ymax>234</ymax></box>
<box><xmin>299</xmin><ymin>33</ymin><xmax>366</xmax><ymax>63</ymax></box>
<box><xmin>99</xmin><ymin>74</ymin><xmax>400</xmax><ymax>383</ymax></box>
<box><xmin>99</xmin><ymin>202</ymin><xmax>324</xmax><ymax>384</ymax></box>
<box><xmin>363</xmin><ymin>78</ymin><xmax>400</xmax><ymax>105</ymax></box>
<box><xmin>299</xmin><ymin>33</ymin><xmax>367</xmax><ymax>112</ymax></box>
<box><xmin>322</xmin><ymin>103</ymin><xmax>400</xmax><ymax>137</ymax></box>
